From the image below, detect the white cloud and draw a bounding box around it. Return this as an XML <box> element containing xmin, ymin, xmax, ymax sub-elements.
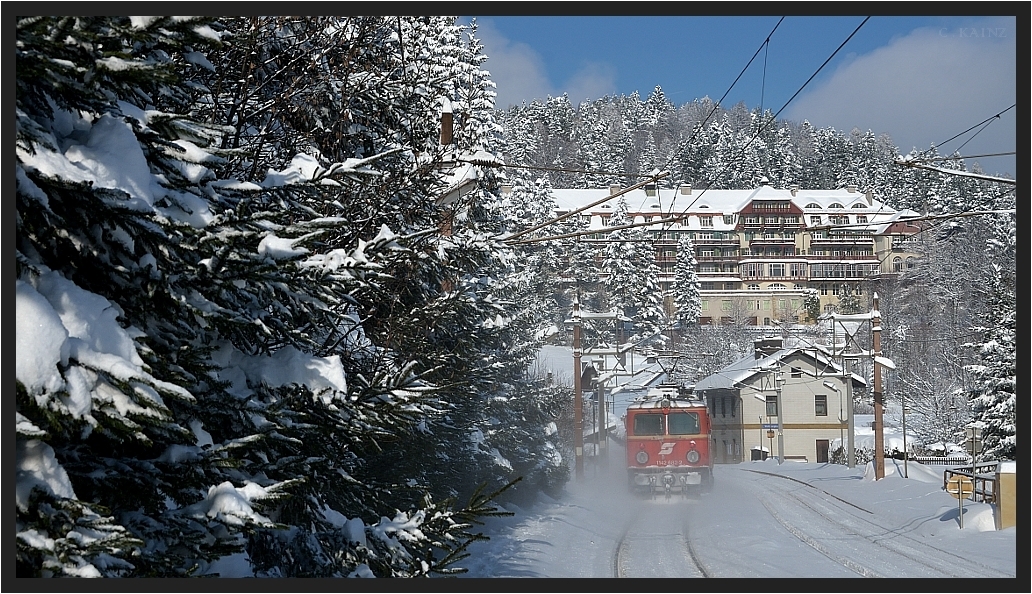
<box><xmin>477</xmin><ymin>20</ymin><xmax>553</xmax><ymax>109</ymax></box>
<box><xmin>477</xmin><ymin>19</ymin><xmax>617</xmax><ymax>109</ymax></box>
<box><xmin>786</xmin><ymin>19</ymin><xmax>1016</xmax><ymax>174</ymax></box>
<box><xmin>563</xmin><ymin>62</ymin><xmax>618</xmax><ymax>106</ymax></box>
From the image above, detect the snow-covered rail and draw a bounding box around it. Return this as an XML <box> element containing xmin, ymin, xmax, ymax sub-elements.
<box><xmin>614</xmin><ymin>499</ymin><xmax>710</xmax><ymax>579</ymax></box>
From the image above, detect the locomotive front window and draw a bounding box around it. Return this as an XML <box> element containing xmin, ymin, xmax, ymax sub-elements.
<box><xmin>632</xmin><ymin>414</ymin><xmax>664</xmax><ymax>436</ymax></box>
<box><xmin>668</xmin><ymin>412</ymin><xmax>701</xmax><ymax>435</ymax></box>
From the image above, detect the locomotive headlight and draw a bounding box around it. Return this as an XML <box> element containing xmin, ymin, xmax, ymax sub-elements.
<box><xmin>686</xmin><ymin>449</ymin><xmax>701</xmax><ymax>464</ymax></box>
<box><xmin>635</xmin><ymin>450</ymin><xmax>649</xmax><ymax>464</ymax></box>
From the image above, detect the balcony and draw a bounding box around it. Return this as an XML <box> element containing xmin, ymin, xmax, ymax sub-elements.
<box><xmin>806</xmin><ymin>253</ymin><xmax>877</xmax><ymax>261</ymax></box>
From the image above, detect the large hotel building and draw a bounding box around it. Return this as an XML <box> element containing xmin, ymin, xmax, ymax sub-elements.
<box><xmin>526</xmin><ymin>179</ymin><xmax>923</xmax><ymax>325</ymax></box>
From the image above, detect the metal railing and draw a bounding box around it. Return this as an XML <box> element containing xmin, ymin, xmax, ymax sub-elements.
<box><xmin>943</xmin><ymin>461</ymin><xmax>999</xmax><ymax>504</ymax></box>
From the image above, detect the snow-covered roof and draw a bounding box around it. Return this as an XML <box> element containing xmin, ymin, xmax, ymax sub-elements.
<box><xmin>694</xmin><ymin>343</ymin><xmax>866</xmax><ymax>392</ymax></box>
<box><xmin>550</xmin><ymin>184</ymin><xmax>904</xmax><ymax>233</ymax></box>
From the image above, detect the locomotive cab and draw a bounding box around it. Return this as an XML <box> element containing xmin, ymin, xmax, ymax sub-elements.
<box><xmin>625</xmin><ymin>385</ymin><xmax>713</xmax><ymax>494</ymax></box>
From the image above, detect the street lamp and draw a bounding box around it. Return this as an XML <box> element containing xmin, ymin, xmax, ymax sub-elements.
<box><xmin>824</xmin><ymin>380</ymin><xmax>843</xmax><ymax>462</ymax></box>
<box><xmin>758</xmin><ymin>415</ymin><xmax>763</xmax><ymax>459</ymax></box>
<box><xmin>901</xmin><ymin>400</ymin><xmax>910</xmax><ymax>479</ymax></box>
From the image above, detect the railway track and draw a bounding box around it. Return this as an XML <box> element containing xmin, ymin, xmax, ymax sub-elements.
<box><xmin>749</xmin><ymin>470</ymin><xmax>1014</xmax><ymax>578</ymax></box>
<box><xmin>613</xmin><ymin>498</ymin><xmax>711</xmax><ymax>579</ymax></box>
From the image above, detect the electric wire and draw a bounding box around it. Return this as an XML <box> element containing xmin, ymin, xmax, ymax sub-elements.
<box><xmin>918</xmin><ymin>104</ymin><xmax>1015</xmax><ymax>158</ymax></box>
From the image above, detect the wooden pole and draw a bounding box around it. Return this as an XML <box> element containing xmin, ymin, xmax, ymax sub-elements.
<box><xmin>872</xmin><ymin>293</ymin><xmax>885</xmax><ymax>480</ymax></box>
<box><xmin>572</xmin><ymin>295</ymin><xmax>584</xmax><ymax>480</ymax></box>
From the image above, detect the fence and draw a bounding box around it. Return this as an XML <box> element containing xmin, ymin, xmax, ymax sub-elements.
<box><xmin>943</xmin><ymin>461</ymin><xmax>999</xmax><ymax>505</ymax></box>
<box><xmin>913</xmin><ymin>455</ymin><xmax>972</xmax><ymax>466</ymax></box>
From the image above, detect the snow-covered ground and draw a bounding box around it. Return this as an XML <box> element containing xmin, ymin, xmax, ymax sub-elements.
<box><xmin>452</xmin><ymin>345</ymin><xmax>1017</xmax><ymax>580</ymax></box>
<box><xmin>457</xmin><ymin>452</ymin><xmax>1017</xmax><ymax>579</ymax></box>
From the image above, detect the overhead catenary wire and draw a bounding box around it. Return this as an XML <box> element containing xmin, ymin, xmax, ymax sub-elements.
<box><xmin>659</xmin><ymin>17</ymin><xmax>872</xmax><ymax>225</ymax></box>
<box><xmin>917</xmin><ymin>104</ymin><xmax>1015</xmax><ymax>158</ymax></box>
<box><xmin>905</xmin><ymin>152</ymin><xmax>1015</xmax><ymax>163</ymax></box>
<box><xmin>501</xmin><ymin>170</ymin><xmax>670</xmax><ymax>243</ymax></box>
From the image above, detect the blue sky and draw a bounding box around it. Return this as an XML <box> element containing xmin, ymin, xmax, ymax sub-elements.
<box><xmin>462</xmin><ymin>14</ymin><xmax>1018</xmax><ymax>177</ymax></box>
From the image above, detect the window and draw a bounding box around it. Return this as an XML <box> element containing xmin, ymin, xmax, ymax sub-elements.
<box><xmin>769</xmin><ymin>263</ymin><xmax>785</xmax><ymax>277</ymax></box>
<box><xmin>741</xmin><ymin>263</ymin><xmax>762</xmax><ymax>278</ymax></box>
<box><xmin>906</xmin><ymin>257</ymin><xmax>915</xmax><ymax>270</ymax></box>
<box><xmin>765</xmin><ymin>216</ymin><xmax>779</xmax><ymax>225</ymax></box>
<box><xmin>721</xmin><ymin>300</ymin><xmax>732</xmax><ymax>311</ymax></box>
<box><xmin>893</xmin><ymin>257</ymin><xmax>903</xmax><ymax>272</ymax></box>
<box><xmin>723</xmin><ymin>215</ymin><xmax>734</xmax><ymax>225</ymax></box>
<box><xmin>633</xmin><ymin>414</ymin><xmax>664</xmax><ymax>436</ymax></box>
<box><xmin>790</xmin><ymin>262</ymin><xmax>807</xmax><ymax>277</ymax></box>
<box><xmin>856</xmin><ymin>215</ymin><xmax>868</xmax><ymax>224</ymax></box>
<box><xmin>829</xmin><ymin>215</ymin><xmax>849</xmax><ymax>225</ymax></box>
<box><xmin>791</xmin><ymin>367</ymin><xmax>802</xmax><ymax>378</ymax></box>
<box><xmin>720</xmin><ymin>397</ymin><xmax>727</xmax><ymax>417</ymax></box>
<box><xmin>668</xmin><ymin>412</ymin><xmax>701</xmax><ymax>435</ymax></box>
<box><xmin>852</xmin><ymin>203</ymin><xmax>866</xmax><ymax>209</ymax></box>
<box><xmin>748</xmin><ymin>284</ymin><xmax>760</xmax><ymax>290</ymax></box>
<box><xmin>766</xmin><ymin>395</ymin><xmax>778</xmax><ymax>417</ymax></box>
<box><xmin>769</xmin><ymin>283</ymin><xmax>787</xmax><ymax>290</ymax></box>
<box><xmin>828</xmin><ymin>203</ymin><xmax>844</xmax><ymax>209</ymax></box>
<box><xmin>814</xmin><ymin>395</ymin><xmax>828</xmax><ymax>416</ymax></box>
<box><xmin>805</xmin><ymin>203</ymin><xmax>821</xmax><ymax>209</ymax></box>
<box><xmin>700</xmin><ymin>215</ymin><xmax>714</xmax><ymax>228</ymax></box>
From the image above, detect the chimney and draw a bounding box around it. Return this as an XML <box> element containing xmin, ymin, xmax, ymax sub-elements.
<box><xmin>645</xmin><ymin>183</ymin><xmax>657</xmax><ymax>197</ymax></box>
<box><xmin>846</xmin><ymin>184</ymin><xmax>857</xmax><ymax>193</ymax></box>
<box><xmin>679</xmin><ymin>184</ymin><xmax>692</xmax><ymax>195</ymax></box>
<box><xmin>865</xmin><ymin>188</ymin><xmax>874</xmax><ymax>205</ymax></box>
<box><xmin>759</xmin><ymin>176</ymin><xmax>770</xmax><ymax>186</ymax></box>
<box><xmin>790</xmin><ymin>184</ymin><xmax>799</xmax><ymax>197</ymax></box>
<box><xmin>609</xmin><ymin>184</ymin><xmax>622</xmax><ymax>195</ymax></box>
<box><xmin>753</xmin><ymin>337</ymin><xmax>784</xmax><ymax>359</ymax></box>
<box><xmin>500</xmin><ymin>184</ymin><xmax>512</xmax><ymax>195</ymax></box>
<box><xmin>439</xmin><ymin>97</ymin><xmax>454</xmax><ymax>146</ymax></box>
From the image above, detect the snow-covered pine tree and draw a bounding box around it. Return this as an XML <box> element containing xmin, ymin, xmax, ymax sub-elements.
<box><xmin>15</xmin><ymin>15</ymin><xmax>295</xmax><ymax>577</ymax></box>
<box><xmin>600</xmin><ymin>197</ymin><xmax>665</xmax><ymax>345</ymax></box>
<box><xmin>963</xmin><ymin>209</ymin><xmax>1015</xmax><ymax>461</ymax></box>
<box><xmin>17</xmin><ymin>14</ymin><xmax>566</xmax><ymax>579</ymax></box>
<box><xmin>672</xmin><ymin>235</ymin><xmax>702</xmax><ymax>330</ymax></box>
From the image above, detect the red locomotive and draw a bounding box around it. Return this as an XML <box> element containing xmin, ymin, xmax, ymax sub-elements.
<box><xmin>625</xmin><ymin>384</ymin><xmax>713</xmax><ymax>495</ymax></box>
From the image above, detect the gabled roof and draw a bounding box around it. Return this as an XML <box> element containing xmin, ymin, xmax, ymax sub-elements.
<box><xmin>693</xmin><ymin>342</ymin><xmax>867</xmax><ymax>392</ymax></box>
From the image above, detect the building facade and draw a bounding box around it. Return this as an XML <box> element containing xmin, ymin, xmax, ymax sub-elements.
<box><xmin>693</xmin><ymin>337</ymin><xmax>866</xmax><ymax>464</ymax></box>
<box><xmin>539</xmin><ymin>180</ymin><xmax>923</xmax><ymax>325</ymax></box>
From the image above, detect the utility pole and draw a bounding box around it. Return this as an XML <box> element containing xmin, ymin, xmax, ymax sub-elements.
<box><xmin>572</xmin><ymin>295</ymin><xmax>584</xmax><ymax>480</ymax></box>
<box><xmin>597</xmin><ymin>374</ymin><xmax>607</xmax><ymax>466</ymax></box>
<box><xmin>872</xmin><ymin>293</ymin><xmax>885</xmax><ymax>480</ymax></box>
<box><xmin>844</xmin><ymin>358</ymin><xmax>856</xmax><ymax>469</ymax></box>
<box><xmin>775</xmin><ymin>368</ymin><xmax>784</xmax><ymax>464</ymax></box>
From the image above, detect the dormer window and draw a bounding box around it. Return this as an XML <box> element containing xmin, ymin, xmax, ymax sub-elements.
<box><xmin>805</xmin><ymin>203</ymin><xmax>821</xmax><ymax>209</ymax></box>
<box><xmin>828</xmin><ymin>203</ymin><xmax>844</xmax><ymax>209</ymax></box>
